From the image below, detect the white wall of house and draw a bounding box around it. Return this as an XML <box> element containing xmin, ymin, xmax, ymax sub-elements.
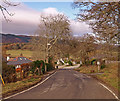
<box><xmin>15</xmin><ymin>65</ymin><xmax>21</xmax><ymax>69</ymax></box>
<box><xmin>7</xmin><ymin>56</ymin><xmax>10</xmax><ymax>61</ymax></box>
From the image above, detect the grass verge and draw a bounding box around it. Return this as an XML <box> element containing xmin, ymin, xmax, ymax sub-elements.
<box><xmin>2</xmin><ymin>70</ymin><xmax>56</xmax><ymax>98</ymax></box>
<box><xmin>75</xmin><ymin>63</ymin><xmax>119</xmax><ymax>92</ymax></box>
<box><xmin>2</xmin><ymin>76</ymin><xmax>42</xmax><ymax>98</ymax></box>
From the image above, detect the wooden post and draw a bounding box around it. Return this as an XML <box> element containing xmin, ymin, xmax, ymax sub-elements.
<box><xmin>97</xmin><ymin>61</ymin><xmax>100</xmax><ymax>72</ymax></box>
<box><xmin>45</xmin><ymin>65</ymin><xmax>47</xmax><ymax>72</ymax></box>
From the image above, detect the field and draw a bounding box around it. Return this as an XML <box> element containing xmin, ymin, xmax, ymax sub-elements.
<box><xmin>6</xmin><ymin>50</ymin><xmax>33</xmax><ymax>58</ymax></box>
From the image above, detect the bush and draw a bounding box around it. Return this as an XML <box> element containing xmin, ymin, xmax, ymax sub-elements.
<box><xmin>91</xmin><ymin>59</ymin><xmax>96</xmax><ymax>65</ymax></box>
<box><xmin>100</xmin><ymin>59</ymin><xmax>106</xmax><ymax>69</ymax></box>
<box><xmin>85</xmin><ymin>60</ymin><xmax>91</xmax><ymax>66</ymax></box>
<box><xmin>68</xmin><ymin>60</ymin><xmax>73</xmax><ymax>66</ymax></box>
<box><xmin>45</xmin><ymin>63</ymin><xmax>54</xmax><ymax>71</ymax></box>
<box><xmin>101</xmin><ymin>64</ymin><xmax>106</xmax><ymax>69</ymax></box>
<box><xmin>48</xmin><ymin>56</ymin><xmax>55</xmax><ymax>69</ymax></box>
<box><xmin>48</xmin><ymin>57</ymin><xmax>53</xmax><ymax>64</ymax></box>
<box><xmin>64</xmin><ymin>60</ymin><xmax>68</xmax><ymax>63</ymax></box>
<box><xmin>54</xmin><ymin>62</ymin><xmax>57</xmax><ymax>64</ymax></box>
<box><xmin>30</xmin><ymin>62</ymin><xmax>37</xmax><ymax>74</ymax></box>
<box><xmin>76</xmin><ymin>61</ymin><xmax>80</xmax><ymax>64</ymax></box>
<box><xmin>2</xmin><ymin>62</ymin><xmax>16</xmax><ymax>83</ymax></box>
<box><xmin>30</xmin><ymin>60</ymin><xmax>45</xmax><ymax>75</ymax></box>
<box><xmin>40</xmin><ymin>60</ymin><xmax>45</xmax><ymax>74</ymax></box>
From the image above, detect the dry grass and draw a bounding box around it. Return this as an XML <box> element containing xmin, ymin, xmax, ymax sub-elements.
<box><xmin>75</xmin><ymin>63</ymin><xmax>119</xmax><ymax>92</ymax></box>
<box><xmin>97</xmin><ymin>63</ymin><xmax>119</xmax><ymax>91</ymax></box>
<box><xmin>2</xmin><ymin>76</ymin><xmax>41</xmax><ymax>95</ymax></box>
<box><xmin>6</xmin><ymin>50</ymin><xmax>33</xmax><ymax>58</ymax></box>
<box><xmin>75</xmin><ymin>65</ymin><xmax>98</xmax><ymax>73</ymax></box>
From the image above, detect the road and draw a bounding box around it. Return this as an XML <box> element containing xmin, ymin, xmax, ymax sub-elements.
<box><xmin>5</xmin><ymin>67</ymin><xmax>117</xmax><ymax>99</ymax></box>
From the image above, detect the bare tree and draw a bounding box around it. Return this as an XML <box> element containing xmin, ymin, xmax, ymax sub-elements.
<box><xmin>32</xmin><ymin>14</ymin><xmax>71</xmax><ymax>63</ymax></box>
<box><xmin>76</xmin><ymin>34</ymin><xmax>97</xmax><ymax>63</ymax></box>
<box><xmin>73</xmin><ymin>1</ymin><xmax>119</xmax><ymax>44</ymax></box>
<box><xmin>0</xmin><ymin>0</ymin><xmax>18</xmax><ymax>22</ymax></box>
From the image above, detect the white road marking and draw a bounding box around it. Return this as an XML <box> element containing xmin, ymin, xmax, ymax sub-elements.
<box><xmin>3</xmin><ymin>71</ymin><xmax>57</xmax><ymax>100</ymax></box>
<box><xmin>98</xmin><ymin>82</ymin><xmax>119</xmax><ymax>101</ymax></box>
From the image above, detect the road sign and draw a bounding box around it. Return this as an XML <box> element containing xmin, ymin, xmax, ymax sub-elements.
<box><xmin>97</xmin><ymin>61</ymin><xmax>100</xmax><ymax>65</ymax></box>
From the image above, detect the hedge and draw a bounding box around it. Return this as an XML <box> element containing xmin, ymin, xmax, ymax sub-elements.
<box><xmin>30</xmin><ymin>60</ymin><xmax>45</xmax><ymax>74</ymax></box>
<box><xmin>68</xmin><ymin>60</ymin><xmax>73</xmax><ymax>66</ymax></box>
<box><xmin>2</xmin><ymin>62</ymin><xmax>16</xmax><ymax>83</ymax></box>
<box><xmin>45</xmin><ymin>63</ymin><xmax>54</xmax><ymax>71</ymax></box>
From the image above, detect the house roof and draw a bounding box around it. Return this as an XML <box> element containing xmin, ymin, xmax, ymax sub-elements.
<box><xmin>7</xmin><ymin>56</ymin><xmax>32</xmax><ymax>65</ymax></box>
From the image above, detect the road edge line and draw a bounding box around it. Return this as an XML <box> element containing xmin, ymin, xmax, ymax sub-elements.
<box><xmin>3</xmin><ymin>71</ymin><xmax>57</xmax><ymax>100</ymax></box>
<box><xmin>98</xmin><ymin>82</ymin><xmax>119</xmax><ymax>101</ymax></box>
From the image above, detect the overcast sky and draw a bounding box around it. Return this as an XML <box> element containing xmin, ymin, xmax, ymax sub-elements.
<box><xmin>1</xmin><ymin>2</ymin><xmax>92</xmax><ymax>36</ymax></box>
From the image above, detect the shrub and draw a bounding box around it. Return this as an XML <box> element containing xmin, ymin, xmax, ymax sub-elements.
<box><xmin>64</xmin><ymin>60</ymin><xmax>68</xmax><ymax>63</ymax></box>
<box><xmin>76</xmin><ymin>61</ymin><xmax>80</xmax><ymax>64</ymax></box>
<box><xmin>85</xmin><ymin>60</ymin><xmax>91</xmax><ymax>66</ymax></box>
<box><xmin>2</xmin><ymin>62</ymin><xmax>16</xmax><ymax>83</ymax></box>
<box><xmin>40</xmin><ymin>60</ymin><xmax>45</xmax><ymax>74</ymax></box>
<box><xmin>54</xmin><ymin>62</ymin><xmax>57</xmax><ymax>64</ymax></box>
<box><xmin>48</xmin><ymin>56</ymin><xmax>55</xmax><ymax>69</ymax></box>
<box><xmin>45</xmin><ymin>63</ymin><xmax>54</xmax><ymax>71</ymax></box>
<box><xmin>48</xmin><ymin>57</ymin><xmax>53</xmax><ymax>64</ymax></box>
<box><xmin>100</xmin><ymin>59</ymin><xmax>106</xmax><ymax>69</ymax></box>
<box><xmin>101</xmin><ymin>64</ymin><xmax>106</xmax><ymax>69</ymax></box>
<box><xmin>91</xmin><ymin>59</ymin><xmax>96</xmax><ymax>65</ymax></box>
<box><xmin>30</xmin><ymin>62</ymin><xmax>37</xmax><ymax>74</ymax></box>
<box><xmin>68</xmin><ymin>60</ymin><xmax>73</xmax><ymax>66</ymax></box>
<box><xmin>30</xmin><ymin>60</ymin><xmax>45</xmax><ymax>75</ymax></box>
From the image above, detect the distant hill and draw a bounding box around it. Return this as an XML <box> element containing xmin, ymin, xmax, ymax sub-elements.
<box><xmin>1</xmin><ymin>33</ymin><xmax>32</xmax><ymax>43</ymax></box>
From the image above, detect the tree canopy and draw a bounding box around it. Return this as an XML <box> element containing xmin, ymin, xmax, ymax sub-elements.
<box><xmin>0</xmin><ymin>0</ymin><xmax>18</xmax><ymax>22</ymax></box>
<box><xmin>73</xmin><ymin>1</ymin><xmax>119</xmax><ymax>44</ymax></box>
<box><xmin>32</xmin><ymin>14</ymin><xmax>71</xmax><ymax>61</ymax></box>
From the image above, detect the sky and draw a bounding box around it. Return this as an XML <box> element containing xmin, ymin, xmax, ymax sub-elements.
<box><xmin>1</xmin><ymin>2</ymin><xmax>92</xmax><ymax>36</ymax></box>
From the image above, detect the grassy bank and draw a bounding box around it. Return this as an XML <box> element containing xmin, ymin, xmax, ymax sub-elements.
<box><xmin>2</xmin><ymin>76</ymin><xmax>42</xmax><ymax>96</ymax></box>
<box><xmin>75</xmin><ymin>63</ymin><xmax>119</xmax><ymax>92</ymax></box>
<box><xmin>6</xmin><ymin>49</ymin><xmax>33</xmax><ymax>58</ymax></box>
<box><xmin>2</xmin><ymin>70</ymin><xmax>56</xmax><ymax>98</ymax></box>
<box><xmin>97</xmin><ymin>63</ymin><xmax>119</xmax><ymax>92</ymax></box>
<box><xmin>75</xmin><ymin>65</ymin><xmax>98</xmax><ymax>73</ymax></box>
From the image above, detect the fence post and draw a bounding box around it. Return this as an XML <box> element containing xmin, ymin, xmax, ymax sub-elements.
<box><xmin>97</xmin><ymin>61</ymin><xmax>100</xmax><ymax>72</ymax></box>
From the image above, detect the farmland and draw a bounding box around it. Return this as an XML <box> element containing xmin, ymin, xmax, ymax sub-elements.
<box><xmin>6</xmin><ymin>50</ymin><xmax>33</xmax><ymax>58</ymax></box>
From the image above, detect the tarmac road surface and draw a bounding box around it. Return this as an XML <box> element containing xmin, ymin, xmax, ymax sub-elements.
<box><xmin>5</xmin><ymin>68</ymin><xmax>117</xmax><ymax>99</ymax></box>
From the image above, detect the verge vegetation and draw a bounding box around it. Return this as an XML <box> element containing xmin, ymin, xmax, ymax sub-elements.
<box><xmin>75</xmin><ymin>62</ymin><xmax>119</xmax><ymax>92</ymax></box>
<box><xmin>2</xmin><ymin>76</ymin><xmax>41</xmax><ymax>96</ymax></box>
